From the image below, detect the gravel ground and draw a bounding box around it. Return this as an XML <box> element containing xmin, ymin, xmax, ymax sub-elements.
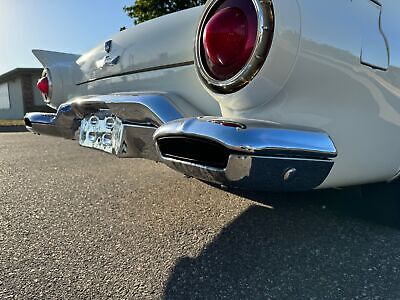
<box><xmin>1</xmin><ymin>133</ymin><xmax>400</xmax><ymax>299</ymax></box>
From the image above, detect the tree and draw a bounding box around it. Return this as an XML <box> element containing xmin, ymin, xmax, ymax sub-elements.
<box><xmin>123</xmin><ymin>0</ymin><xmax>206</xmax><ymax>25</ymax></box>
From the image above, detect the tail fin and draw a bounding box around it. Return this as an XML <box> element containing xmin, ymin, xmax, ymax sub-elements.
<box><xmin>32</xmin><ymin>50</ymin><xmax>82</xmax><ymax>107</ymax></box>
<box><xmin>32</xmin><ymin>49</ymin><xmax>80</xmax><ymax>67</ymax></box>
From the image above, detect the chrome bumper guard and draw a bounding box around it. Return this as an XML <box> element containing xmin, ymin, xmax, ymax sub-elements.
<box><xmin>24</xmin><ymin>94</ymin><xmax>337</xmax><ymax>191</ymax></box>
<box><xmin>154</xmin><ymin>117</ymin><xmax>337</xmax><ymax>191</ymax></box>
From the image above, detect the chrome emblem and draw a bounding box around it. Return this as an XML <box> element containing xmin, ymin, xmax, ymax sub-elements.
<box><xmin>96</xmin><ymin>39</ymin><xmax>120</xmax><ymax>68</ymax></box>
<box><xmin>105</xmin><ymin>40</ymin><xmax>112</xmax><ymax>53</ymax></box>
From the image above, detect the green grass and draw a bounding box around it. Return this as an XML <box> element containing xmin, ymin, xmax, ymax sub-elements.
<box><xmin>0</xmin><ymin>119</ymin><xmax>25</xmax><ymax>126</ymax></box>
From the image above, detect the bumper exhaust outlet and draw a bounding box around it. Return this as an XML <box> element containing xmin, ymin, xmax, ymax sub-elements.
<box><xmin>154</xmin><ymin>117</ymin><xmax>337</xmax><ymax>191</ymax></box>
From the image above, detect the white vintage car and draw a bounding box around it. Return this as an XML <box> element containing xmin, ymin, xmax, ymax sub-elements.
<box><xmin>24</xmin><ymin>0</ymin><xmax>400</xmax><ymax>192</ymax></box>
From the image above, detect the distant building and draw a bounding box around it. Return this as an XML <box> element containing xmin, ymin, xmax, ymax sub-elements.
<box><xmin>0</xmin><ymin>68</ymin><xmax>54</xmax><ymax>120</ymax></box>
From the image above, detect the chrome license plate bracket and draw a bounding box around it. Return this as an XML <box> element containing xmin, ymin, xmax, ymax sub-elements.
<box><xmin>79</xmin><ymin>114</ymin><xmax>123</xmax><ymax>155</ymax></box>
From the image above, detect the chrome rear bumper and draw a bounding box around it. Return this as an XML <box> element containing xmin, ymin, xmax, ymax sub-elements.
<box><xmin>24</xmin><ymin>94</ymin><xmax>337</xmax><ymax>191</ymax></box>
<box><xmin>24</xmin><ymin>94</ymin><xmax>187</xmax><ymax>160</ymax></box>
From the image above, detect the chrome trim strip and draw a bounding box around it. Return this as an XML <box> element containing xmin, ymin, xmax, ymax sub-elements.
<box><xmin>194</xmin><ymin>0</ymin><xmax>274</xmax><ymax>93</ymax></box>
<box><xmin>76</xmin><ymin>61</ymin><xmax>194</xmax><ymax>85</ymax></box>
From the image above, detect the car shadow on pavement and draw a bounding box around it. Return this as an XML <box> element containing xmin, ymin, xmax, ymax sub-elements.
<box><xmin>163</xmin><ymin>183</ymin><xmax>400</xmax><ymax>299</ymax></box>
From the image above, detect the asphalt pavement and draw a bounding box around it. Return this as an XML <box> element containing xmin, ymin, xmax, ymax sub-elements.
<box><xmin>1</xmin><ymin>133</ymin><xmax>400</xmax><ymax>299</ymax></box>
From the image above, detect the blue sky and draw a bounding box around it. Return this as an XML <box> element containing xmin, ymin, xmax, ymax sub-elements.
<box><xmin>0</xmin><ymin>0</ymin><xmax>133</xmax><ymax>74</ymax></box>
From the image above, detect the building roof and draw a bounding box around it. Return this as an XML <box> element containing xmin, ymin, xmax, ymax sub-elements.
<box><xmin>0</xmin><ymin>68</ymin><xmax>43</xmax><ymax>84</ymax></box>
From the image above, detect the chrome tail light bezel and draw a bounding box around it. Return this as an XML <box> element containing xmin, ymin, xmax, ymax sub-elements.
<box><xmin>195</xmin><ymin>0</ymin><xmax>274</xmax><ymax>94</ymax></box>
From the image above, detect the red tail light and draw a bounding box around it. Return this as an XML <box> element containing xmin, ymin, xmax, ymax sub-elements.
<box><xmin>37</xmin><ymin>76</ymin><xmax>49</xmax><ymax>95</ymax></box>
<box><xmin>195</xmin><ymin>0</ymin><xmax>274</xmax><ymax>93</ymax></box>
<box><xmin>203</xmin><ymin>3</ymin><xmax>258</xmax><ymax>80</ymax></box>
